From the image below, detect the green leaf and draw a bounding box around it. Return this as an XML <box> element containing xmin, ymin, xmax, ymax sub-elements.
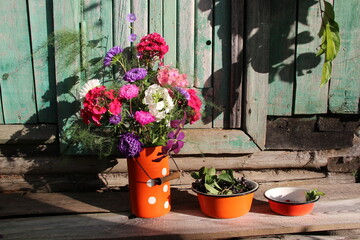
<box><xmin>321</xmin><ymin>61</ymin><xmax>332</xmax><ymax>86</ymax></box>
<box><xmin>205</xmin><ymin>174</ymin><xmax>214</xmax><ymax>185</ymax></box>
<box><xmin>324</xmin><ymin>1</ymin><xmax>335</xmax><ymax>20</ymax></box>
<box><xmin>218</xmin><ymin>172</ymin><xmax>234</xmax><ymax>183</ymax></box>
<box><xmin>207</xmin><ymin>167</ymin><xmax>216</xmax><ymax>176</ymax></box>
<box><xmin>205</xmin><ymin>183</ymin><xmax>220</xmax><ymax>195</ymax></box>
<box><xmin>191</xmin><ymin>171</ymin><xmax>201</xmax><ymax>180</ymax></box>
<box><xmin>325</xmin><ymin>21</ymin><xmax>340</xmax><ymax>62</ymax></box>
<box><xmin>305</xmin><ymin>189</ymin><xmax>325</xmax><ymax>201</ymax></box>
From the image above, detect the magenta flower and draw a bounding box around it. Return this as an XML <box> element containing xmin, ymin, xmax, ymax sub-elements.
<box><xmin>119</xmin><ymin>84</ymin><xmax>139</xmax><ymax>100</ymax></box>
<box><xmin>126</xmin><ymin>13</ymin><xmax>136</xmax><ymax>23</ymax></box>
<box><xmin>135</xmin><ymin>111</ymin><xmax>156</xmax><ymax>126</ymax></box>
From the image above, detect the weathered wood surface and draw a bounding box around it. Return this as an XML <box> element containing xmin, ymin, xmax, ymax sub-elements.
<box><xmin>266</xmin><ymin>117</ymin><xmax>356</xmax><ymax>150</ymax></box>
<box><xmin>0</xmin><ymin>0</ymin><xmax>37</xmax><ymax>123</ymax></box>
<box><xmin>243</xmin><ymin>0</ymin><xmax>270</xmax><ymax>149</ymax></box>
<box><xmin>294</xmin><ymin>0</ymin><xmax>330</xmax><ymax>114</ymax></box>
<box><xmin>267</xmin><ymin>0</ymin><xmax>296</xmax><ymax>116</ymax></box>
<box><xmin>1</xmin><ymin>181</ymin><xmax>360</xmax><ymax>240</ymax></box>
<box><xmin>0</xmin><ymin>124</ymin><xmax>57</xmax><ymax>144</ymax></box>
<box><xmin>330</xmin><ymin>0</ymin><xmax>360</xmax><ymax>114</ymax></box>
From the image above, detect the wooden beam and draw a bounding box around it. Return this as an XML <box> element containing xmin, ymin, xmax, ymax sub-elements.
<box><xmin>0</xmin><ymin>124</ymin><xmax>57</xmax><ymax>144</ymax></box>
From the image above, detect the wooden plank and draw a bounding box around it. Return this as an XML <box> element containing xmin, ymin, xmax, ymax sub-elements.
<box><xmin>0</xmin><ymin>0</ymin><xmax>37</xmax><ymax>123</ymax></box>
<box><xmin>230</xmin><ymin>0</ymin><xmax>244</xmax><ymax>128</ymax></box>
<box><xmin>294</xmin><ymin>1</ymin><xmax>329</xmax><ymax>114</ymax></box>
<box><xmin>113</xmin><ymin>1</ymin><xmax>130</xmax><ymax>49</ymax></box>
<box><xmin>163</xmin><ymin>0</ymin><xmax>177</xmax><ymax>66</ymax></box>
<box><xmin>317</xmin><ymin>116</ymin><xmax>360</xmax><ymax>132</ymax></box>
<box><xmin>267</xmin><ymin>0</ymin><xmax>296</xmax><ymax>116</ymax></box>
<box><xmin>83</xmin><ymin>0</ymin><xmax>113</xmax><ymax>80</ymax></box>
<box><xmin>0</xmin><ymin>192</ymin><xmax>359</xmax><ymax>239</ymax></box>
<box><xmin>194</xmin><ymin>0</ymin><xmax>212</xmax><ymax>89</ymax></box>
<box><xmin>28</xmin><ymin>0</ymin><xmax>57</xmax><ymax>123</ymax></box>
<box><xmin>177</xmin><ymin>0</ymin><xmax>195</xmax><ymax>85</ymax></box>
<box><xmin>243</xmin><ymin>0</ymin><xmax>270</xmax><ymax>149</ymax></box>
<box><xmin>329</xmin><ymin>0</ymin><xmax>360</xmax><ymax>114</ymax></box>
<box><xmin>52</xmin><ymin>0</ymin><xmax>81</xmax><ymax>153</ymax></box>
<box><xmin>0</xmin><ymin>124</ymin><xmax>56</xmax><ymax>144</ymax></box>
<box><xmin>266</xmin><ymin>117</ymin><xmax>354</xmax><ymax>150</ymax></box>
<box><xmin>132</xmin><ymin>0</ymin><xmax>148</xmax><ymax>39</ymax></box>
<box><xmin>148</xmin><ymin>0</ymin><xmax>162</xmax><ymax>34</ymax></box>
<box><xmin>213</xmin><ymin>0</ymin><xmax>231</xmax><ymax>128</ymax></box>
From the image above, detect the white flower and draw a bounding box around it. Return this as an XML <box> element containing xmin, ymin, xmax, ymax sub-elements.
<box><xmin>78</xmin><ymin>79</ymin><xmax>101</xmax><ymax>100</ymax></box>
<box><xmin>143</xmin><ymin>84</ymin><xmax>174</xmax><ymax>121</ymax></box>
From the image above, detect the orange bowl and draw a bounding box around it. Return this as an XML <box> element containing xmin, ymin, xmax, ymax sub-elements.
<box><xmin>192</xmin><ymin>180</ymin><xmax>259</xmax><ymax>219</ymax></box>
<box><xmin>264</xmin><ymin>187</ymin><xmax>320</xmax><ymax>216</ymax></box>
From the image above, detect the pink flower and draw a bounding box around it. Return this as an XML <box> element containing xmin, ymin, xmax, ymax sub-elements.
<box><xmin>119</xmin><ymin>84</ymin><xmax>139</xmax><ymax>100</ymax></box>
<box><xmin>157</xmin><ymin>65</ymin><xmax>189</xmax><ymax>88</ymax></box>
<box><xmin>135</xmin><ymin>111</ymin><xmax>156</xmax><ymax>126</ymax></box>
<box><xmin>187</xmin><ymin>89</ymin><xmax>202</xmax><ymax>124</ymax></box>
<box><xmin>109</xmin><ymin>98</ymin><xmax>122</xmax><ymax>115</ymax></box>
<box><xmin>136</xmin><ymin>33</ymin><xmax>169</xmax><ymax>62</ymax></box>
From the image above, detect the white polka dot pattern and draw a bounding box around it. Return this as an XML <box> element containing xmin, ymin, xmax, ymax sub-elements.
<box><xmin>164</xmin><ymin>201</ymin><xmax>169</xmax><ymax>209</ymax></box>
<box><xmin>162</xmin><ymin>168</ymin><xmax>167</xmax><ymax>176</ymax></box>
<box><xmin>148</xmin><ymin>196</ymin><xmax>156</xmax><ymax>204</ymax></box>
<box><xmin>146</xmin><ymin>179</ymin><xmax>155</xmax><ymax>187</ymax></box>
<box><xmin>163</xmin><ymin>184</ymin><xmax>168</xmax><ymax>192</ymax></box>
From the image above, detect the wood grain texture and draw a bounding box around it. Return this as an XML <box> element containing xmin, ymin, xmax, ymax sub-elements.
<box><xmin>0</xmin><ymin>0</ymin><xmax>37</xmax><ymax>123</ymax></box>
<box><xmin>267</xmin><ymin>0</ymin><xmax>296</xmax><ymax>116</ymax></box>
<box><xmin>163</xmin><ymin>0</ymin><xmax>177</xmax><ymax>66</ymax></box>
<box><xmin>113</xmin><ymin>1</ymin><xmax>130</xmax><ymax>49</ymax></box>
<box><xmin>149</xmin><ymin>0</ymin><xmax>163</xmax><ymax>34</ymax></box>
<box><xmin>0</xmin><ymin>124</ymin><xmax>56</xmax><ymax>144</ymax></box>
<box><xmin>0</xmin><ymin>187</ymin><xmax>360</xmax><ymax>239</ymax></box>
<box><xmin>294</xmin><ymin>1</ymin><xmax>329</xmax><ymax>114</ymax></box>
<box><xmin>132</xmin><ymin>0</ymin><xmax>148</xmax><ymax>39</ymax></box>
<box><xmin>177</xmin><ymin>0</ymin><xmax>195</xmax><ymax>85</ymax></box>
<box><xmin>329</xmin><ymin>0</ymin><xmax>360</xmax><ymax>114</ymax></box>
<box><xmin>28</xmin><ymin>0</ymin><xmax>57</xmax><ymax>123</ymax></box>
<box><xmin>212</xmin><ymin>0</ymin><xmax>231</xmax><ymax>128</ymax></box>
<box><xmin>243</xmin><ymin>0</ymin><xmax>270</xmax><ymax>149</ymax></box>
<box><xmin>52</xmin><ymin>0</ymin><xmax>81</xmax><ymax>153</ymax></box>
<box><xmin>230</xmin><ymin>0</ymin><xmax>244</xmax><ymax>128</ymax></box>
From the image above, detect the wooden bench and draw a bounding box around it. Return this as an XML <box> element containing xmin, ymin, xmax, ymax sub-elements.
<box><xmin>1</xmin><ymin>179</ymin><xmax>360</xmax><ymax>239</ymax></box>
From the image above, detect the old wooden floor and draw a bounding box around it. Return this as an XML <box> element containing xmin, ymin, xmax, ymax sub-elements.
<box><xmin>1</xmin><ymin>177</ymin><xmax>360</xmax><ymax>240</ymax></box>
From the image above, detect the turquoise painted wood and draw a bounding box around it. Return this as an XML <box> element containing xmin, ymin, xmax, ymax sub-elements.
<box><xmin>0</xmin><ymin>0</ymin><xmax>37</xmax><ymax>123</ymax></box>
<box><xmin>163</xmin><ymin>0</ymin><xmax>177</xmax><ymax>66</ymax></box>
<box><xmin>267</xmin><ymin>0</ymin><xmax>296</xmax><ymax>116</ymax></box>
<box><xmin>294</xmin><ymin>0</ymin><xmax>330</xmax><ymax>114</ymax></box>
<box><xmin>329</xmin><ymin>0</ymin><xmax>360</xmax><ymax>114</ymax></box>
<box><xmin>28</xmin><ymin>0</ymin><xmax>57</xmax><ymax>123</ymax></box>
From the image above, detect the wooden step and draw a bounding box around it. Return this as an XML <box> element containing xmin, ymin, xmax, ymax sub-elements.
<box><xmin>0</xmin><ymin>182</ymin><xmax>359</xmax><ymax>239</ymax></box>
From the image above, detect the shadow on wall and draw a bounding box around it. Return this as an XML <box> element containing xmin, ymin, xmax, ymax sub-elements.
<box><xmin>197</xmin><ymin>0</ymin><xmax>321</xmax><ymax>127</ymax></box>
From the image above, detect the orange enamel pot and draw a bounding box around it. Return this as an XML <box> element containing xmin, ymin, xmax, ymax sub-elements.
<box><xmin>127</xmin><ymin>146</ymin><xmax>171</xmax><ymax>218</ymax></box>
<box><xmin>192</xmin><ymin>180</ymin><xmax>259</xmax><ymax>219</ymax></box>
<box><xmin>264</xmin><ymin>187</ymin><xmax>320</xmax><ymax>216</ymax></box>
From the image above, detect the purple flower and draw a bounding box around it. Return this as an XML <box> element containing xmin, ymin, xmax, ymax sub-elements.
<box><xmin>174</xmin><ymin>87</ymin><xmax>190</xmax><ymax>100</ymax></box>
<box><xmin>128</xmin><ymin>33</ymin><xmax>137</xmax><ymax>42</ymax></box>
<box><xmin>124</xmin><ymin>68</ymin><xmax>148</xmax><ymax>82</ymax></box>
<box><xmin>109</xmin><ymin>114</ymin><xmax>122</xmax><ymax>124</ymax></box>
<box><xmin>126</xmin><ymin>13</ymin><xmax>136</xmax><ymax>23</ymax></box>
<box><xmin>118</xmin><ymin>133</ymin><xmax>143</xmax><ymax>158</ymax></box>
<box><xmin>104</xmin><ymin>46</ymin><xmax>123</xmax><ymax>66</ymax></box>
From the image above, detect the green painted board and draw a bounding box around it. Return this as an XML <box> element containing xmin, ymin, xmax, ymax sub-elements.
<box><xmin>329</xmin><ymin>0</ymin><xmax>360</xmax><ymax>114</ymax></box>
<box><xmin>53</xmin><ymin>0</ymin><xmax>81</xmax><ymax>153</ymax></box>
<box><xmin>83</xmin><ymin>0</ymin><xmax>113</xmax><ymax>81</ymax></box>
<box><xmin>213</xmin><ymin>0</ymin><xmax>231</xmax><ymax>128</ymax></box>
<box><xmin>149</xmin><ymin>0</ymin><xmax>163</xmax><ymax>35</ymax></box>
<box><xmin>194</xmin><ymin>0</ymin><xmax>212</xmax><ymax>89</ymax></box>
<box><xmin>163</xmin><ymin>0</ymin><xmax>177</xmax><ymax>66</ymax></box>
<box><xmin>132</xmin><ymin>0</ymin><xmax>148</xmax><ymax>38</ymax></box>
<box><xmin>113</xmin><ymin>1</ymin><xmax>130</xmax><ymax>50</ymax></box>
<box><xmin>28</xmin><ymin>0</ymin><xmax>57</xmax><ymax>123</ymax></box>
<box><xmin>243</xmin><ymin>0</ymin><xmax>270</xmax><ymax>149</ymax></box>
<box><xmin>0</xmin><ymin>0</ymin><xmax>37</xmax><ymax>123</ymax></box>
<box><xmin>177</xmin><ymin>0</ymin><xmax>195</xmax><ymax>86</ymax></box>
<box><xmin>294</xmin><ymin>0</ymin><xmax>329</xmax><ymax>114</ymax></box>
<box><xmin>267</xmin><ymin>0</ymin><xmax>296</xmax><ymax>116</ymax></box>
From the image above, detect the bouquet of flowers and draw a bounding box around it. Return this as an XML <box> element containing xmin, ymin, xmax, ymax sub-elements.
<box><xmin>72</xmin><ymin>13</ymin><xmax>202</xmax><ymax>159</ymax></box>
